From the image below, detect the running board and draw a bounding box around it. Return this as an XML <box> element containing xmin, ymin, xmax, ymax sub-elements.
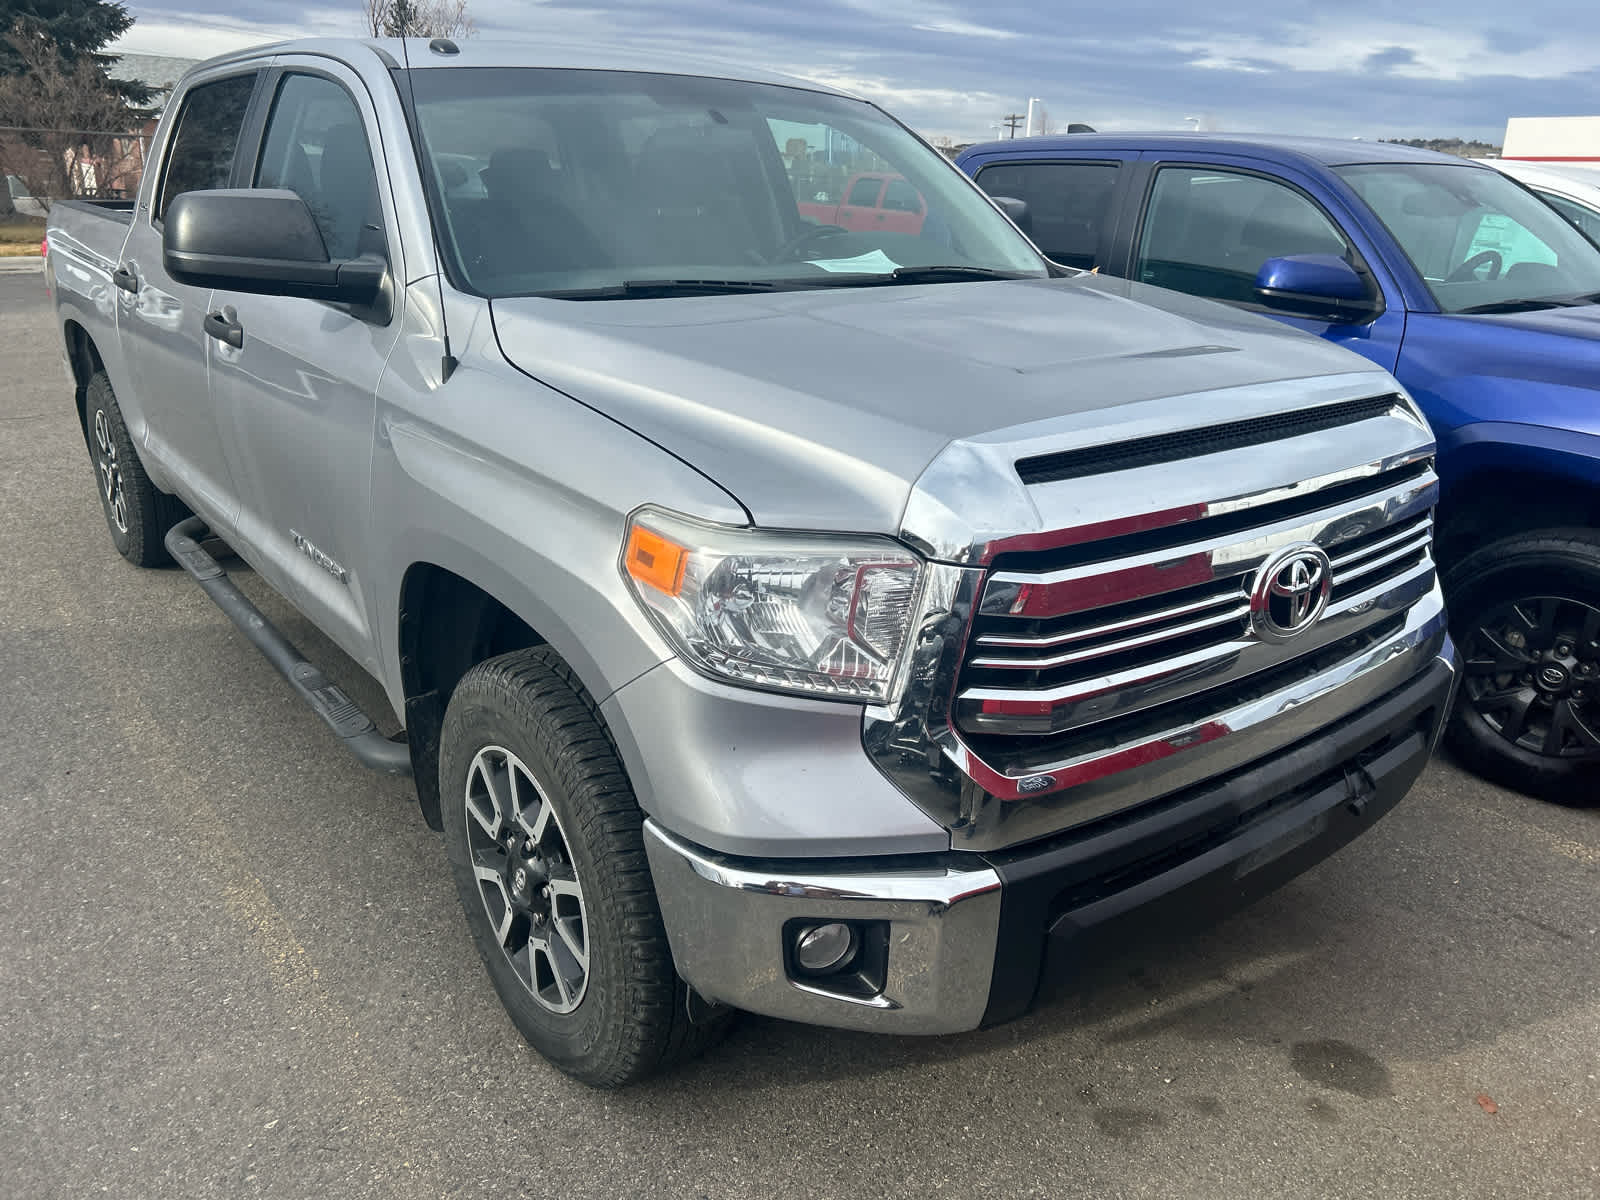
<box><xmin>165</xmin><ymin>516</ymin><xmax>413</xmax><ymax>776</ymax></box>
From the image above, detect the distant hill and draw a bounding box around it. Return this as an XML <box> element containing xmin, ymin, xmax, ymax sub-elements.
<box><xmin>1381</xmin><ymin>137</ymin><xmax>1501</xmax><ymax>159</ymax></box>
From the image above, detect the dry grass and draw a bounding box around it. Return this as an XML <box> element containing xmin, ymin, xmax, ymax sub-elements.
<box><xmin>0</xmin><ymin>214</ymin><xmax>47</xmax><ymax>255</ymax></box>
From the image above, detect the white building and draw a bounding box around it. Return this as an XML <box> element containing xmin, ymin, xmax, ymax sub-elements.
<box><xmin>1502</xmin><ymin>116</ymin><xmax>1600</xmax><ymax>163</ymax></box>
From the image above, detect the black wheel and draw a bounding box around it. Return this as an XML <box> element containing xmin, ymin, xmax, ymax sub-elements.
<box><xmin>439</xmin><ymin>646</ymin><xmax>732</xmax><ymax>1086</ymax></box>
<box><xmin>84</xmin><ymin>372</ymin><xmax>187</xmax><ymax>567</ymax></box>
<box><xmin>1444</xmin><ymin>529</ymin><xmax>1600</xmax><ymax>804</ymax></box>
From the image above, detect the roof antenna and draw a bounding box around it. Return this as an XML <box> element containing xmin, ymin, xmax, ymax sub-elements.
<box><xmin>397</xmin><ymin>31</ymin><xmax>458</xmax><ymax>382</ymax></box>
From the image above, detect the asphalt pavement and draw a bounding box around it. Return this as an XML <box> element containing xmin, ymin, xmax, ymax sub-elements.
<box><xmin>2</xmin><ymin>273</ymin><xmax>1596</xmax><ymax>1199</ymax></box>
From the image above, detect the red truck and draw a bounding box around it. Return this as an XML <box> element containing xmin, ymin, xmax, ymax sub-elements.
<box><xmin>798</xmin><ymin>172</ymin><xmax>926</xmax><ymax>233</ymax></box>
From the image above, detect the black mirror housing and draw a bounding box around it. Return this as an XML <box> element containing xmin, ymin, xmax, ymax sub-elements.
<box><xmin>990</xmin><ymin>195</ymin><xmax>1033</xmax><ymax>236</ymax></box>
<box><xmin>163</xmin><ymin>189</ymin><xmax>385</xmax><ymax>307</ymax></box>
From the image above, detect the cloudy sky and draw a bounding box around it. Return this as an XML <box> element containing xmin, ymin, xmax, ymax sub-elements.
<box><xmin>109</xmin><ymin>1</ymin><xmax>1598</xmax><ymax>145</ymax></box>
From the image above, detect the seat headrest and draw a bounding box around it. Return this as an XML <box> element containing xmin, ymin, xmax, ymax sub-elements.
<box><xmin>482</xmin><ymin>148</ymin><xmax>557</xmax><ymax>201</ymax></box>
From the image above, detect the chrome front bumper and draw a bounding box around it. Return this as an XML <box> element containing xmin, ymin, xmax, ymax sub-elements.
<box><xmin>646</xmin><ymin>627</ymin><xmax>1458</xmax><ymax>1035</ymax></box>
<box><xmin>642</xmin><ymin>821</ymin><xmax>1002</xmax><ymax>1034</ymax></box>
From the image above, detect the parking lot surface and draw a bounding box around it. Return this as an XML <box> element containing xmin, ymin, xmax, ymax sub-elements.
<box><xmin>2</xmin><ymin>273</ymin><xmax>1596</xmax><ymax>1198</ymax></box>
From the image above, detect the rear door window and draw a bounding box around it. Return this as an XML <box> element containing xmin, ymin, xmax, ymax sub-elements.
<box><xmin>1136</xmin><ymin>166</ymin><xmax>1354</xmax><ymax>303</ymax></box>
<box><xmin>157</xmin><ymin>73</ymin><xmax>259</xmax><ymax>221</ymax></box>
<box><xmin>975</xmin><ymin>160</ymin><xmax>1119</xmax><ymax>269</ymax></box>
<box><xmin>846</xmin><ymin>175</ymin><xmax>884</xmax><ymax>207</ymax></box>
<box><xmin>882</xmin><ymin>178</ymin><xmax>922</xmax><ymax>213</ymax></box>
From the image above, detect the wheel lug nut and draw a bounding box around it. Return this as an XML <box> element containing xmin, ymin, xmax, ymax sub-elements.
<box><xmin>1556</xmin><ymin>643</ymin><xmax>1573</xmax><ymax>657</ymax></box>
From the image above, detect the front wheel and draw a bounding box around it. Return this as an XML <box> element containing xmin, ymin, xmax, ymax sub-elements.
<box><xmin>1444</xmin><ymin>529</ymin><xmax>1600</xmax><ymax>805</ymax></box>
<box><xmin>439</xmin><ymin>646</ymin><xmax>731</xmax><ymax>1086</ymax></box>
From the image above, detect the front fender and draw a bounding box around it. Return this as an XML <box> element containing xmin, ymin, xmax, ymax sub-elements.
<box><xmin>367</xmin><ymin>281</ymin><xmax>749</xmax><ymax>721</ymax></box>
<box><xmin>1437</xmin><ymin>420</ymin><xmax>1600</xmax><ymax>493</ymax></box>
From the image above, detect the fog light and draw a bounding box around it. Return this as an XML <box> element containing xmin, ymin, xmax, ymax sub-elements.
<box><xmin>793</xmin><ymin>922</ymin><xmax>858</xmax><ymax>974</ymax></box>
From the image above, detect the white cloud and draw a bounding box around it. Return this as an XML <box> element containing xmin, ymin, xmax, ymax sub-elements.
<box><xmin>1175</xmin><ymin>21</ymin><xmax>1600</xmax><ymax>82</ymax></box>
<box><xmin>911</xmin><ymin>20</ymin><xmax>1020</xmax><ymax>41</ymax></box>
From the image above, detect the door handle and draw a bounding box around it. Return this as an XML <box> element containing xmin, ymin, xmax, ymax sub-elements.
<box><xmin>203</xmin><ymin>309</ymin><xmax>244</xmax><ymax>349</ymax></box>
<box><xmin>111</xmin><ymin>264</ymin><xmax>138</xmax><ymax>293</ymax></box>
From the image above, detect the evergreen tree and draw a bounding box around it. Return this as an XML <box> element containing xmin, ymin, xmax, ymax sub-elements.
<box><xmin>0</xmin><ymin>0</ymin><xmax>154</xmax><ymax>106</ymax></box>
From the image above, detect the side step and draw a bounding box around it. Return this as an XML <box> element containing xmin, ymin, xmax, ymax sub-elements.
<box><xmin>165</xmin><ymin>516</ymin><xmax>413</xmax><ymax>776</ymax></box>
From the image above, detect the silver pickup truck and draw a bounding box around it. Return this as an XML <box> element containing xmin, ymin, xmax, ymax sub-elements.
<box><xmin>47</xmin><ymin>37</ymin><xmax>1457</xmax><ymax>1086</ymax></box>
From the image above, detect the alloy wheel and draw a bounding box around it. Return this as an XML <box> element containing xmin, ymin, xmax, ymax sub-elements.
<box><xmin>93</xmin><ymin>408</ymin><xmax>128</xmax><ymax>534</ymax></box>
<box><xmin>1460</xmin><ymin>595</ymin><xmax>1600</xmax><ymax>759</ymax></box>
<box><xmin>463</xmin><ymin>745</ymin><xmax>589</xmax><ymax>1014</ymax></box>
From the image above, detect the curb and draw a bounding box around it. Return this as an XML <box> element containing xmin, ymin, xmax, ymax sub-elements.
<box><xmin>0</xmin><ymin>255</ymin><xmax>44</xmax><ymax>274</ymax></box>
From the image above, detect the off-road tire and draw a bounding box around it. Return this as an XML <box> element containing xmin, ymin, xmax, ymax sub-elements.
<box><xmin>83</xmin><ymin>372</ymin><xmax>187</xmax><ymax>567</ymax></box>
<box><xmin>1443</xmin><ymin>529</ymin><xmax>1600</xmax><ymax>805</ymax></box>
<box><xmin>439</xmin><ymin>645</ymin><xmax>733</xmax><ymax>1086</ymax></box>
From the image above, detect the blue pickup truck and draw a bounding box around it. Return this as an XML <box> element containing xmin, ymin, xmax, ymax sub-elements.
<box><xmin>959</xmin><ymin>135</ymin><xmax>1600</xmax><ymax>801</ymax></box>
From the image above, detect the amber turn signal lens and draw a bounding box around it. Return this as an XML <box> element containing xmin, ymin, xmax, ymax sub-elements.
<box><xmin>625</xmin><ymin>525</ymin><xmax>688</xmax><ymax>596</ymax></box>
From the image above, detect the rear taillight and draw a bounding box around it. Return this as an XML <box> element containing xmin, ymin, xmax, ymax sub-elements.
<box><xmin>40</xmin><ymin>235</ymin><xmax>47</xmax><ymax>258</ymax></box>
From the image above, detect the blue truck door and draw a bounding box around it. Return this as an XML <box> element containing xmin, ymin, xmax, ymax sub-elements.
<box><xmin>1124</xmin><ymin>152</ymin><xmax>1407</xmax><ymax>373</ymax></box>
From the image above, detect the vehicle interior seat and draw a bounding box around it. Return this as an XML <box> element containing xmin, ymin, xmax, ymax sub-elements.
<box><xmin>461</xmin><ymin>146</ymin><xmax>612</xmax><ymax>282</ymax></box>
<box><xmin>316</xmin><ymin>122</ymin><xmax>385</xmax><ymax>260</ymax></box>
<box><xmin>631</xmin><ymin>127</ymin><xmax>770</xmax><ymax>268</ymax></box>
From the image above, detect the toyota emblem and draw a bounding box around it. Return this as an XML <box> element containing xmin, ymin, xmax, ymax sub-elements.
<box><xmin>1250</xmin><ymin>543</ymin><xmax>1332</xmax><ymax>642</ymax></box>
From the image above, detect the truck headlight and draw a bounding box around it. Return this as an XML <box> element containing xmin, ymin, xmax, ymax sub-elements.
<box><xmin>621</xmin><ymin>508</ymin><xmax>924</xmax><ymax>703</ymax></box>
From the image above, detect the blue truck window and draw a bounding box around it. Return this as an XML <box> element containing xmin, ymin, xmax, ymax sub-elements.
<box><xmin>975</xmin><ymin>161</ymin><xmax>1118</xmax><ymax>270</ymax></box>
<box><xmin>1137</xmin><ymin>167</ymin><xmax>1351</xmax><ymax>304</ymax></box>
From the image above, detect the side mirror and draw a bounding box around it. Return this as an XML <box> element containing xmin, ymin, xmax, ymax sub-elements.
<box><xmin>1254</xmin><ymin>254</ymin><xmax>1381</xmax><ymax>323</ymax></box>
<box><xmin>163</xmin><ymin>189</ymin><xmax>385</xmax><ymax>307</ymax></box>
<box><xmin>990</xmin><ymin>195</ymin><xmax>1033</xmax><ymax>235</ymax></box>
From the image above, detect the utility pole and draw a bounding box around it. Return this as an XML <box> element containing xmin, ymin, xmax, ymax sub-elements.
<box><xmin>1002</xmin><ymin>113</ymin><xmax>1025</xmax><ymax>138</ymax></box>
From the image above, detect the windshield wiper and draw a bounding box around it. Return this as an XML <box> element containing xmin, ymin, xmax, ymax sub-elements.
<box><xmin>794</xmin><ymin>264</ymin><xmax>1038</xmax><ymax>289</ymax></box>
<box><xmin>886</xmin><ymin>265</ymin><xmax>1037</xmax><ymax>283</ymax></box>
<box><xmin>547</xmin><ymin>279</ymin><xmax>792</xmax><ymax>300</ymax></box>
<box><xmin>1457</xmin><ymin>298</ymin><xmax>1577</xmax><ymax>314</ymax></box>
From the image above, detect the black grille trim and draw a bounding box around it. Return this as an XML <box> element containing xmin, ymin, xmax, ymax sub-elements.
<box><xmin>1015</xmin><ymin>394</ymin><xmax>1403</xmax><ymax>486</ymax></box>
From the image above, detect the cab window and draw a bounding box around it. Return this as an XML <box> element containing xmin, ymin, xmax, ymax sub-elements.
<box><xmin>1541</xmin><ymin>191</ymin><xmax>1600</xmax><ymax>246</ymax></box>
<box><xmin>845</xmin><ymin>176</ymin><xmax>883</xmax><ymax>207</ymax></box>
<box><xmin>157</xmin><ymin>73</ymin><xmax>258</xmax><ymax>220</ymax></box>
<box><xmin>1137</xmin><ymin>166</ymin><xmax>1354</xmax><ymax>303</ymax></box>
<box><xmin>882</xmin><ymin>178</ymin><xmax>922</xmax><ymax>213</ymax></box>
<box><xmin>976</xmin><ymin>160</ymin><xmax>1119</xmax><ymax>269</ymax></box>
<box><xmin>254</xmin><ymin>73</ymin><xmax>385</xmax><ymax>262</ymax></box>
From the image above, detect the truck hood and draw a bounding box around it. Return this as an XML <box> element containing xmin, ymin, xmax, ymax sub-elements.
<box><xmin>490</xmin><ymin>274</ymin><xmax>1395</xmax><ymax>535</ymax></box>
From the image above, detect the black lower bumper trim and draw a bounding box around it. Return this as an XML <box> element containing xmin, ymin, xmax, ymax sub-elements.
<box><xmin>978</xmin><ymin>656</ymin><xmax>1454</xmax><ymax>1026</ymax></box>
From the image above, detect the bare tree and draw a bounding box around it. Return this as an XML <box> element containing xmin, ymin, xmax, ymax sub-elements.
<box><xmin>0</xmin><ymin>22</ymin><xmax>146</xmax><ymax>211</ymax></box>
<box><xmin>364</xmin><ymin>0</ymin><xmax>476</xmax><ymax>39</ymax></box>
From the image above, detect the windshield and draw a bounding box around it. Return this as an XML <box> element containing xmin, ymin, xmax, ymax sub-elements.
<box><xmin>406</xmin><ymin>67</ymin><xmax>1046</xmax><ymax>298</ymax></box>
<box><xmin>1336</xmin><ymin>163</ymin><xmax>1600</xmax><ymax>313</ymax></box>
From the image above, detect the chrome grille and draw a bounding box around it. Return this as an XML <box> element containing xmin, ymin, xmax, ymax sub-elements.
<box><xmin>956</xmin><ymin>466</ymin><xmax>1437</xmax><ymax>739</ymax></box>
